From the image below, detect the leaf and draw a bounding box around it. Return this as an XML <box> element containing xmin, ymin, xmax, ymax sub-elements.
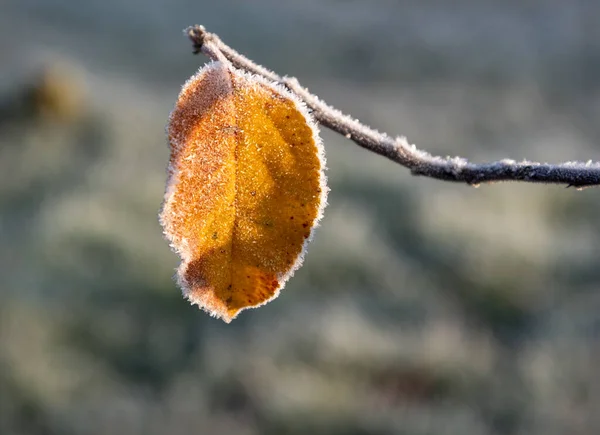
<box><xmin>160</xmin><ymin>61</ymin><xmax>327</xmax><ymax>323</ymax></box>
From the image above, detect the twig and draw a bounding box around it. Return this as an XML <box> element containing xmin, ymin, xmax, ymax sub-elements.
<box><xmin>186</xmin><ymin>25</ymin><xmax>600</xmax><ymax>188</ymax></box>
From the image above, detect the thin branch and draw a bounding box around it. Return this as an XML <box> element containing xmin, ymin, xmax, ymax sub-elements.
<box><xmin>186</xmin><ymin>25</ymin><xmax>600</xmax><ymax>188</ymax></box>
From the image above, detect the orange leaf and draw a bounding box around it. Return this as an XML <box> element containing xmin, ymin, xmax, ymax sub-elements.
<box><xmin>160</xmin><ymin>61</ymin><xmax>327</xmax><ymax>322</ymax></box>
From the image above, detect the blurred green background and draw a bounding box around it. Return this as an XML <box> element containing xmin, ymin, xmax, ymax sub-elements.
<box><xmin>2</xmin><ymin>1</ymin><xmax>600</xmax><ymax>434</ymax></box>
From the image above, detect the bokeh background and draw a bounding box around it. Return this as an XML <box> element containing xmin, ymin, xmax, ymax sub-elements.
<box><xmin>2</xmin><ymin>1</ymin><xmax>600</xmax><ymax>434</ymax></box>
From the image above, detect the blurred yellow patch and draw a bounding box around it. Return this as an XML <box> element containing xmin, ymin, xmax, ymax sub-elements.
<box><xmin>160</xmin><ymin>61</ymin><xmax>327</xmax><ymax>322</ymax></box>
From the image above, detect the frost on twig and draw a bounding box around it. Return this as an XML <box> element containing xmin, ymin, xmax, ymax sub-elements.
<box><xmin>186</xmin><ymin>25</ymin><xmax>600</xmax><ymax>189</ymax></box>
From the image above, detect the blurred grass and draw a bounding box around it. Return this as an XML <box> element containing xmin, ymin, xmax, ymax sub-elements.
<box><xmin>2</xmin><ymin>1</ymin><xmax>600</xmax><ymax>434</ymax></box>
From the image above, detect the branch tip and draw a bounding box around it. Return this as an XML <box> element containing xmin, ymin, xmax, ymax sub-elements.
<box><xmin>186</xmin><ymin>25</ymin><xmax>209</xmax><ymax>54</ymax></box>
